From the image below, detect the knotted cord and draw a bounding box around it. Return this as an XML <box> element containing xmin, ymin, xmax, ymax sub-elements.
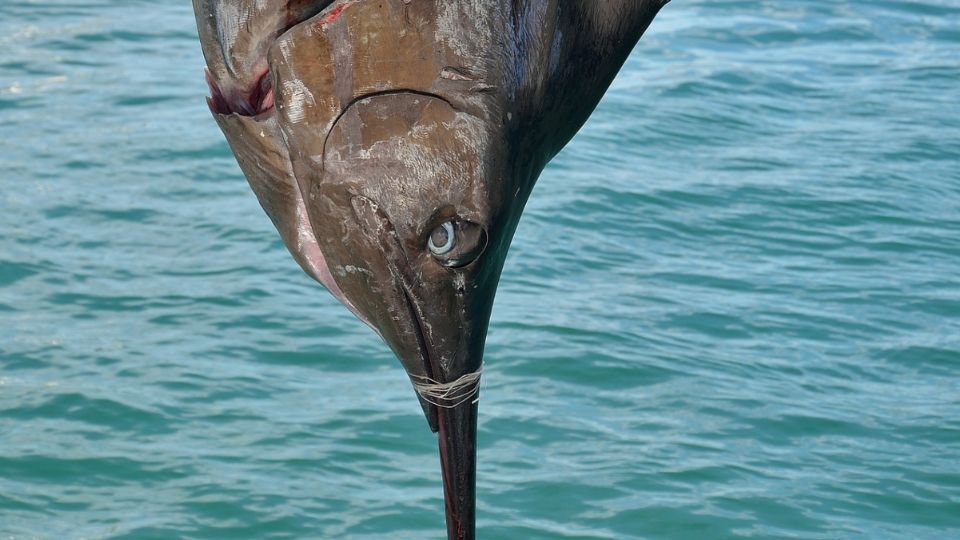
<box><xmin>410</xmin><ymin>368</ymin><xmax>483</xmax><ymax>409</ymax></box>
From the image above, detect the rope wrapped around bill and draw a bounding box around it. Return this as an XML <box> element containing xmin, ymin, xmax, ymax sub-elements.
<box><xmin>410</xmin><ymin>368</ymin><xmax>483</xmax><ymax>409</ymax></box>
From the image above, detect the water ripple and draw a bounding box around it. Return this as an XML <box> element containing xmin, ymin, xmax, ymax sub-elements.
<box><xmin>2</xmin><ymin>0</ymin><xmax>959</xmax><ymax>538</ymax></box>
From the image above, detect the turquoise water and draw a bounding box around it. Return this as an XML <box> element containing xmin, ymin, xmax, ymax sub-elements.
<box><xmin>2</xmin><ymin>1</ymin><xmax>959</xmax><ymax>538</ymax></box>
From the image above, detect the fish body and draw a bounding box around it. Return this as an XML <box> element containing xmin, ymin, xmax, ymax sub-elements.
<box><xmin>192</xmin><ymin>2</ymin><xmax>668</xmax><ymax>538</ymax></box>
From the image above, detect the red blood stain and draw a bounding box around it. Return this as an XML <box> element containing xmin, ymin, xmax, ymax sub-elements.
<box><xmin>317</xmin><ymin>4</ymin><xmax>349</xmax><ymax>26</ymax></box>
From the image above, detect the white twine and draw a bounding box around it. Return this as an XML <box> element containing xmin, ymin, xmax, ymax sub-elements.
<box><xmin>410</xmin><ymin>367</ymin><xmax>483</xmax><ymax>409</ymax></box>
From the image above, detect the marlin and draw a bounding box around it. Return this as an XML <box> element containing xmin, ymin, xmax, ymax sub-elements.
<box><xmin>192</xmin><ymin>1</ymin><xmax>668</xmax><ymax>538</ymax></box>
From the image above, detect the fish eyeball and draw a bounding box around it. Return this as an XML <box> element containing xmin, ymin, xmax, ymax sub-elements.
<box><xmin>428</xmin><ymin>222</ymin><xmax>456</xmax><ymax>255</ymax></box>
<box><xmin>426</xmin><ymin>219</ymin><xmax>488</xmax><ymax>268</ymax></box>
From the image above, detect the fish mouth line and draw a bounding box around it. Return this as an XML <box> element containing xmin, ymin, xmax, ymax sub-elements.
<box><xmin>395</xmin><ymin>269</ymin><xmax>477</xmax><ymax>540</ymax></box>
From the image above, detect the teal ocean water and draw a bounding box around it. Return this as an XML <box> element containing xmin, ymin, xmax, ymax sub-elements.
<box><xmin>2</xmin><ymin>1</ymin><xmax>959</xmax><ymax>538</ymax></box>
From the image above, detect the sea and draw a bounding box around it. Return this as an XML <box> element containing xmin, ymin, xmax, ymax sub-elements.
<box><xmin>1</xmin><ymin>1</ymin><xmax>958</xmax><ymax>538</ymax></box>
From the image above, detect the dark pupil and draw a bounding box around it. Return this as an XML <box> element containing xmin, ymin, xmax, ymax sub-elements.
<box><xmin>431</xmin><ymin>225</ymin><xmax>450</xmax><ymax>247</ymax></box>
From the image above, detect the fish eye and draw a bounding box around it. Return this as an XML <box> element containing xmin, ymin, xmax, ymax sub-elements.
<box><xmin>428</xmin><ymin>222</ymin><xmax>456</xmax><ymax>255</ymax></box>
<box><xmin>426</xmin><ymin>219</ymin><xmax>487</xmax><ymax>268</ymax></box>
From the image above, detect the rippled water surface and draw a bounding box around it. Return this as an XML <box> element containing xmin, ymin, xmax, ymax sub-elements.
<box><xmin>2</xmin><ymin>1</ymin><xmax>959</xmax><ymax>539</ymax></box>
